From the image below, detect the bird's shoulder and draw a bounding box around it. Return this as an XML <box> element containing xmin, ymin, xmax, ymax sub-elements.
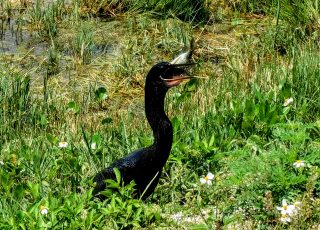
<box><xmin>97</xmin><ymin>146</ymin><xmax>156</xmax><ymax>181</ymax></box>
<box><xmin>114</xmin><ymin>147</ymin><xmax>154</xmax><ymax>168</ymax></box>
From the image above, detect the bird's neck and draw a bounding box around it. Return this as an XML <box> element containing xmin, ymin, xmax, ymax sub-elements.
<box><xmin>145</xmin><ymin>87</ymin><xmax>173</xmax><ymax>159</ymax></box>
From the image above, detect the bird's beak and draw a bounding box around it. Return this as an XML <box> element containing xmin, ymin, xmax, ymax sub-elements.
<box><xmin>161</xmin><ymin>63</ymin><xmax>196</xmax><ymax>87</ymax></box>
<box><xmin>170</xmin><ymin>63</ymin><xmax>196</xmax><ymax>68</ymax></box>
<box><xmin>161</xmin><ymin>74</ymin><xmax>192</xmax><ymax>87</ymax></box>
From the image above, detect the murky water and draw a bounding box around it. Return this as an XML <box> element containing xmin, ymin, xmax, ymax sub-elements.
<box><xmin>0</xmin><ymin>18</ymin><xmax>28</xmax><ymax>53</ymax></box>
<box><xmin>0</xmin><ymin>0</ymin><xmax>72</xmax><ymax>55</ymax></box>
<box><xmin>7</xmin><ymin>0</ymin><xmax>72</xmax><ymax>8</ymax></box>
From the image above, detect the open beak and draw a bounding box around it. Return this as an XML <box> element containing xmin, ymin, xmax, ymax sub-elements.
<box><xmin>161</xmin><ymin>63</ymin><xmax>196</xmax><ymax>87</ymax></box>
<box><xmin>170</xmin><ymin>63</ymin><xmax>196</xmax><ymax>68</ymax></box>
<box><xmin>161</xmin><ymin>74</ymin><xmax>192</xmax><ymax>87</ymax></box>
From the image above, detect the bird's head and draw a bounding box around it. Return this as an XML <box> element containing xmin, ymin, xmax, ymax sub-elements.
<box><xmin>146</xmin><ymin>62</ymin><xmax>193</xmax><ymax>89</ymax></box>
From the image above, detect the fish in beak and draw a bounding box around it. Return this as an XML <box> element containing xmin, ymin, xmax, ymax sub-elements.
<box><xmin>170</xmin><ymin>38</ymin><xmax>194</xmax><ymax>65</ymax></box>
<box><xmin>163</xmin><ymin>39</ymin><xmax>195</xmax><ymax>87</ymax></box>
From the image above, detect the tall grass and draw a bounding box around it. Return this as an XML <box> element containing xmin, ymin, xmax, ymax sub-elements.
<box><xmin>0</xmin><ymin>69</ymin><xmax>32</xmax><ymax>144</ymax></box>
<box><xmin>80</xmin><ymin>0</ymin><xmax>210</xmax><ymax>23</ymax></box>
<box><xmin>73</xmin><ymin>23</ymin><xmax>95</xmax><ymax>64</ymax></box>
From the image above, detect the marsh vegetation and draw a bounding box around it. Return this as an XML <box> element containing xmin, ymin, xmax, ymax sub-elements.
<box><xmin>0</xmin><ymin>0</ymin><xmax>320</xmax><ymax>229</ymax></box>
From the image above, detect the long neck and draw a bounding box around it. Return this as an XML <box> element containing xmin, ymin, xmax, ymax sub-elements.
<box><xmin>145</xmin><ymin>85</ymin><xmax>173</xmax><ymax>160</ymax></box>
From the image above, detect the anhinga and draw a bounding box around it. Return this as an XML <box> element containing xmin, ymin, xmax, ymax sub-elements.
<box><xmin>93</xmin><ymin>52</ymin><xmax>193</xmax><ymax>200</ymax></box>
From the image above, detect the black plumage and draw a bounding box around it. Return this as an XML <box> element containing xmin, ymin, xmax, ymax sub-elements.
<box><xmin>93</xmin><ymin>61</ymin><xmax>192</xmax><ymax>200</ymax></box>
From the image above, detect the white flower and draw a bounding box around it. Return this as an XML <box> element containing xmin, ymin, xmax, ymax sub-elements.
<box><xmin>170</xmin><ymin>212</ymin><xmax>205</xmax><ymax>224</ymax></box>
<box><xmin>91</xmin><ymin>142</ymin><xmax>97</xmax><ymax>150</ymax></box>
<box><xmin>283</xmin><ymin>97</ymin><xmax>294</xmax><ymax>107</ymax></box>
<box><xmin>277</xmin><ymin>199</ymin><xmax>297</xmax><ymax>216</ymax></box>
<box><xmin>171</xmin><ymin>212</ymin><xmax>183</xmax><ymax>222</ymax></box>
<box><xmin>293</xmin><ymin>160</ymin><xmax>305</xmax><ymax>168</ymax></box>
<box><xmin>280</xmin><ymin>213</ymin><xmax>291</xmax><ymax>223</ymax></box>
<box><xmin>40</xmin><ymin>205</ymin><xmax>48</xmax><ymax>215</ymax></box>
<box><xmin>58</xmin><ymin>141</ymin><xmax>68</xmax><ymax>148</ymax></box>
<box><xmin>200</xmin><ymin>172</ymin><xmax>214</xmax><ymax>185</ymax></box>
<box><xmin>183</xmin><ymin>215</ymin><xmax>202</xmax><ymax>223</ymax></box>
<box><xmin>0</xmin><ymin>161</ymin><xmax>4</xmax><ymax>166</ymax></box>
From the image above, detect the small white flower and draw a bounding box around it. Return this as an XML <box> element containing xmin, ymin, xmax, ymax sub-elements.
<box><xmin>40</xmin><ymin>205</ymin><xmax>48</xmax><ymax>215</ymax></box>
<box><xmin>200</xmin><ymin>172</ymin><xmax>214</xmax><ymax>185</ymax></box>
<box><xmin>91</xmin><ymin>142</ymin><xmax>97</xmax><ymax>150</ymax></box>
<box><xmin>58</xmin><ymin>141</ymin><xmax>68</xmax><ymax>148</ymax></box>
<box><xmin>293</xmin><ymin>160</ymin><xmax>305</xmax><ymax>168</ymax></box>
<box><xmin>280</xmin><ymin>213</ymin><xmax>291</xmax><ymax>223</ymax></box>
<box><xmin>283</xmin><ymin>97</ymin><xmax>294</xmax><ymax>107</ymax></box>
<box><xmin>171</xmin><ymin>211</ymin><xmax>183</xmax><ymax>222</ymax></box>
<box><xmin>0</xmin><ymin>161</ymin><xmax>4</xmax><ymax>166</ymax></box>
<box><xmin>276</xmin><ymin>199</ymin><xmax>297</xmax><ymax>216</ymax></box>
<box><xmin>184</xmin><ymin>215</ymin><xmax>202</xmax><ymax>223</ymax></box>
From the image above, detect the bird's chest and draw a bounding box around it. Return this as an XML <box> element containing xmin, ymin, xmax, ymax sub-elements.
<box><xmin>131</xmin><ymin>158</ymin><xmax>162</xmax><ymax>181</ymax></box>
<box><xmin>140</xmin><ymin>151</ymin><xmax>167</xmax><ymax>169</ymax></box>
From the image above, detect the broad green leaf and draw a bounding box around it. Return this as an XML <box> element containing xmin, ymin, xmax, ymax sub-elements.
<box><xmin>67</xmin><ymin>101</ymin><xmax>80</xmax><ymax>114</ymax></box>
<box><xmin>113</xmin><ymin>168</ymin><xmax>121</xmax><ymax>184</ymax></box>
<box><xmin>95</xmin><ymin>87</ymin><xmax>108</xmax><ymax>101</ymax></box>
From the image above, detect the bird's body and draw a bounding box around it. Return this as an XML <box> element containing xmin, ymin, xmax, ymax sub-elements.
<box><xmin>94</xmin><ymin>146</ymin><xmax>165</xmax><ymax>199</ymax></box>
<box><xmin>94</xmin><ymin>121</ymin><xmax>172</xmax><ymax>199</ymax></box>
<box><xmin>93</xmin><ymin>58</ymin><xmax>193</xmax><ymax>200</ymax></box>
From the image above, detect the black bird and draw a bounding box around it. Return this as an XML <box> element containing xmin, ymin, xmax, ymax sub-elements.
<box><xmin>93</xmin><ymin>58</ymin><xmax>193</xmax><ymax>200</ymax></box>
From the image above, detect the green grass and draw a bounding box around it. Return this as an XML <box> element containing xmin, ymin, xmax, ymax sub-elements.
<box><xmin>0</xmin><ymin>0</ymin><xmax>320</xmax><ymax>229</ymax></box>
<box><xmin>80</xmin><ymin>0</ymin><xmax>210</xmax><ymax>23</ymax></box>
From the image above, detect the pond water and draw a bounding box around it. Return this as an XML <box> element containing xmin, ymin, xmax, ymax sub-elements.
<box><xmin>0</xmin><ymin>0</ymin><xmax>73</xmax><ymax>55</ymax></box>
<box><xmin>0</xmin><ymin>18</ymin><xmax>28</xmax><ymax>53</ymax></box>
